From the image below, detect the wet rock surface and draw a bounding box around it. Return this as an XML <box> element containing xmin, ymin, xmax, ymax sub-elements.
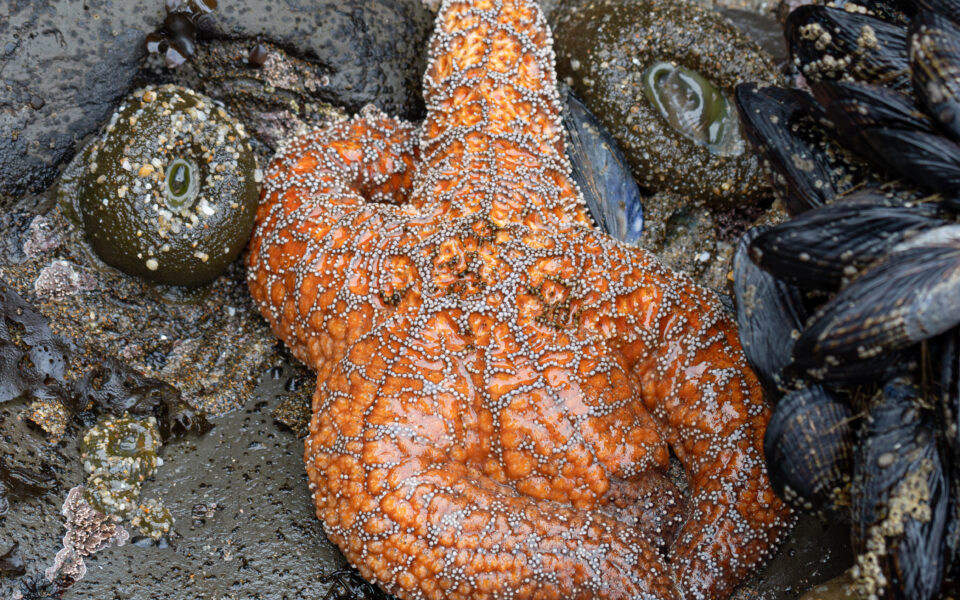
<box><xmin>641</xmin><ymin>192</ymin><xmax>737</xmax><ymax>293</ymax></box>
<box><xmin>0</xmin><ymin>1</ymin><xmax>147</xmax><ymax>198</ymax></box>
<box><xmin>0</xmin><ymin>192</ymin><xmax>275</xmax><ymax>417</ymax></box>
<box><xmin>171</xmin><ymin>38</ymin><xmax>349</xmax><ymax>153</ymax></box>
<box><xmin>60</xmin><ymin>377</ymin><xmax>349</xmax><ymax>600</ymax></box>
<box><xmin>0</xmin><ymin>0</ymin><xmax>430</xmax><ymax>199</ymax></box>
<box><xmin>203</xmin><ymin>0</ymin><xmax>432</xmax><ymax>120</ymax></box>
<box><xmin>0</xmin><ymin>370</ymin><xmax>351</xmax><ymax>600</ymax></box>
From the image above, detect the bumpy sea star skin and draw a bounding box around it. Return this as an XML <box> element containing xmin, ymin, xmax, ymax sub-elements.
<box><xmin>247</xmin><ymin>0</ymin><xmax>791</xmax><ymax>598</ymax></box>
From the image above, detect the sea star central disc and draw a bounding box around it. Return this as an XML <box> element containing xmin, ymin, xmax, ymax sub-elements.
<box><xmin>247</xmin><ymin>0</ymin><xmax>791</xmax><ymax>598</ymax></box>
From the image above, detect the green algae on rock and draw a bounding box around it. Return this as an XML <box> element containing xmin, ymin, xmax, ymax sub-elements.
<box><xmin>553</xmin><ymin>0</ymin><xmax>779</xmax><ymax>208</ymax></box>
<box><xmin>61</xmin><ymin>84</ymin><xmax>259</xmax><ymax>287</ymax></box>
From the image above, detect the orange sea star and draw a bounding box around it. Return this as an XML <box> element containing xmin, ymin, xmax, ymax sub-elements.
<box><xmin>246</xmin><ymin>0</ymin><xmax>791</xmax><ymax>598</ymax></box>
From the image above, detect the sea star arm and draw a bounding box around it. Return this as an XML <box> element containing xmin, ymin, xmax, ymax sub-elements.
<box><xmin>616</xmin><ymin>254</ymin><xmax>789</xmax><ymax>599</ymax></box>
<box><xmin>247</xmin><ymin>113</ymin><xmax>421</xmax><ymax>371</ymax></box>
<box><xmin>411</xmin><ymin>0</ymin><xmax>593</xmax><ymax>230</ymax></box>
<box><xmin>306</xmin><ymin>319</ymin><xmax>682</xmax><ymax>600</ymax></box>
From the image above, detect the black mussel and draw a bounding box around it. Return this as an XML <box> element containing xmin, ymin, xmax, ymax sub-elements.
<box><xmin>851</xmin><ymin>379</ymin><xmax>949</xmax><ymax>600</ymax></box>
<box><xmin>749</xmin><ymin>189</ymin><xmax>943</xmax><ymax>291</ymax></box>
<box><xmin>943</xmin><ymin>327</ymin><xmax>960</xmax><ymax>469</ymax></box>
<box><xmin>146</xmin><ymin>0</ymin><xmax>217</xmax><ymax>68</ymax></box>
<box><xmin>910</xmin><ymin>11</ymin><xmax>960</xmax><ymax>142</ymax></box>
<box><xmin>734</xmin><ymin>226</ymin><xmax>809</xmax><ymax>394</ymax></box>
<box><xmin>764</xmin><ymin>385</ymin><xmax>855</xmax><ymax>514</ymax></box>
<box><xmin>939</xmin><ymin>327</ymin><xmax>960</xmax><ymax>564</ymax></box>
<box><xmin>907</xmin><ymin>0</ymin><xmax>960</xmax><ymax>23</ymax></box>
<box><xmin>854</xmin><ymin>126</ymin><xmax>960</xmax><ymax>194</ymax></box>
<box><xmin>561</xmin><ymin>90</ymin><xmax>644</xmax><ymax>246</ymax></box>
<box><xmin>818</xmin><ymin>0</ymin><xmax>913</xmax><ymax>25</ymax></box>
<box><xmin>785</xmin><ymin>348</ymin><xmax>918</xmax><ymax>387</ymax></box>
<box><xmin>787</xmin><ymin>6</ymin><xmax>911</xmax><ymax>91</ymax></box>
<box><xmin>794</xmin><ymin>225</ymin><xmax>960</xmax><ymax>372</ymax></box>
<box><xmin>810</xmin><ymin>81</ymin><xmax>935</xmax><ymax>133</ymax></box>
<box><xmin>809</xmin><ymin>80</ymin><xmax>940</xmax><ymax>170</ymax></box>
<box><xmin>734</xmin><ymin>83</ymin><xmax>874</xmax><ymax>215</ymax></box>
<box><xmin>811</xmin><ymin>78</ymin><xmax>960</xmax><ymax>194</ymax></box>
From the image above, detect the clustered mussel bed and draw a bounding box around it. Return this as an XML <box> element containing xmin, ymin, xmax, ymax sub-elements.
<box><xmin>731</xmin><ymin>0</ymin><xmax>960</xmax><ymax>598</ymax></box>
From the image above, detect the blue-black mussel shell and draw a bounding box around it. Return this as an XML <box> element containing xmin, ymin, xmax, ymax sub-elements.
<box><xmin>764</xmin><ymin>385</ymin><xmax>855</xmax><ymax>515</ymax></box>
<box><xmin>852</xmin><ymin>378</ymin><xmax>950</xmax><ymax>600</ymax></box>
<box><xmin>748</xmin><ymin>189</ymin><xmax>943</xmax><ymax>292</ymax></box>
<box><xmin>786</xmin><ymin>6</ymin><xmax>911</xmax><ymax>91</ymax></box>
<box><xmin>910</xmin><ymin>10</ymin><xmax>960</xmax><ymax>143</ymax></box>
<box><xmin>793</xmin><ymin>225</ymin><xmax>960</xmax><ymax>376</ymax></box>
<box><xmin>734</xmin><ymin>226</ymin><xmax>809</xmax><ymax>395</ymax></box>
<box><xmin>734</xmin><ymin>83</ymin><xmax>875</xmax><ymax>215</ymax></box>
<box><xmin>561</xmin><ymin>90</ymin><xmax>644</xmax><ymax>245</ymax></box>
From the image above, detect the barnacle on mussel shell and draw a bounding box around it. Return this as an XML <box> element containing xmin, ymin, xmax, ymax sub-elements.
<box><xmin>60</xmin><ymin>84</ymin><xmax>259</xmax><ymax>287</ymax></box>
<box><xmin>787</xmin><ymin>6</ymin><xmax>911</xmax><ymax>90</ymax></box>
<box><xmin>733</xmin><ymin>0</ymin><xmax>960</xmax><ymax>597</ymax></box>
<box><xmin>734</xmin><ymin>83</ymin><xmax>876</xmax><ymax>215</ymax></box>
<box><xmin>553</xmin><ymin>0</ymin><xmax>779</xmax><ymax>208</ymax></box>
<box><xmin>794</xmin><ymin>225</ymin><xmax>960</xmax><ymax>372</ymax></box>
<box><xmin>910</xmin><ymin>11</ymin><xmax>960</xmax><ymax>141</ymax></box>
<box><xmin>747</xmin><ymin>188</ymin><xmax>942</xmax><ymax>291</ymax></box>
<box><xmin>851</xmin><ymin>379</ymin><xmax>949</xmax><ymax>600</ymax></box>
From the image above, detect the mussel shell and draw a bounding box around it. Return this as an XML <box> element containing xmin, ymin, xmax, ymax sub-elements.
<box><xmin>561</xmin><ymin>90</ymin><xmax>644</xmax><ymax>246</ymax></box>
<box><xmin>749</xmin><ymin>189</ymin><xmax>943</xmax><ymax>291</ymax></box>
<box><xmin>809</xmin><ymin>80</ymin><xmax>939</xmax><ymax>169</ymax></box>
<box><xmin>939</xmin><ymin>326</ymin><xmax>960</xmax><ymax>566</ymax></box>
<box><xmin>764</xmin><ymin>385</ymin><xmax>855</xmax><ymax>514</ymax></box>
<box><xmin>785</xmin><ymin>348</ymin><xmax>917</xmax><ymax>386</ymax></box>
<box><xmin>907</xmin><ymin>0</ymin><xmax>960</xmax><ymax>23</ymax></box>
<box><xmin>794</xmin><ymin>224</ymin><xmax>960</xmax><ymax>371</ymax></box>
<box><xmin>734</xmin><ymin>83</ymin><xmax>873</xmax><ymax>215</ymax></box>
<box><xmin>854</xmin><ymin>126</ymin><xmax>960</xmax><ymax>194</ymax></box>
<box><xmin>942</xmin><ymin>327</ymin><xmax>960</xmax><ymax>469</ymax></box>
<box><xmin>851</xmin><ymin>378</ymin><xmax>949</xmax><ymax>600</ymax></box>
<box><xmin>822</xmin><ymin>0</ymin><xmax>913</xmax><ymax>24</ymax></box>
<box><xmin>910</xmin><ymin>10</ymin><xmax>960</xmax><ymax>142</ymax></box>
<box><xmin>734</xmin><ymin>226</ymin><xmax>809</xmax><ymax>394</ymax></box>
<box><xmin>786</xmin><ymin>6</ymin><xmax>911</xmax><ymax>91</ymax></box>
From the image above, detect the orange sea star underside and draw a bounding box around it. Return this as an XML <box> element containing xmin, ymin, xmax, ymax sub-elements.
<box><xmin>247</xmin><ymin>0</ymin><xmax>792</xmax><ymax>598</ymax></box>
